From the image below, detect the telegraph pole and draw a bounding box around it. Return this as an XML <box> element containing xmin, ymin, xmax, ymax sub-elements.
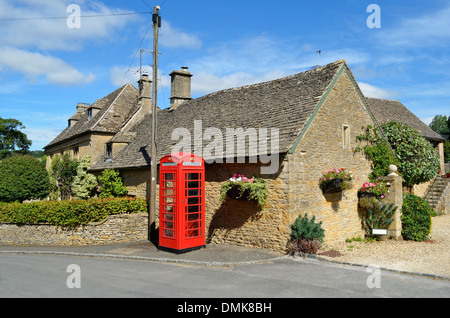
<box><xmin>149</xmin><ymin>5</ymin><xmax>161</xmax><ymax>243</ymax></box>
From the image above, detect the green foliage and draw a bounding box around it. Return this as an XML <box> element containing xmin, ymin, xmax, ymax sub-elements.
<box><xmin>365</xmin><ymin>202</ymin><xmax>397</xmax><ymax>233</ymax></box>
<box><xmin>71</xmin><ymin>155</ymin><xmax>98</xmax><ymax>200</ymax></box>
<box><xmin>0</xmin><ymin>197</ymin><xmax>147</xmax><ymax>228</ymax></box>
<box><xmin>401</xmin><ymin>194</ymin><xmax>433</xmax><ymax>241</ymax></box>
<box><xmin>356</xmin><ymin>122</ymin><xmax>440</xmax><ymax>188</ymax></box>
<box><xmin>429</xmin><ymin>115</ymin><xmax>449</xmax><ymax>135</ymax></box>
<box><xmin>288</xmin><ymin>214</ymin><xmax>325</xmax><ymax>255</ymax></box>
<box><xmin>355</xmin><ymin>125</ymin><xmax>399</xmax><ymax>181</ymax></box>
<box><xmin>0</xmin><ymin>155</ymin><xmax>50</xmax><ymax>203</ymax></box>
<box><xmin>49</xmin><ymin>154</ymin><xmax>79</xmax><ymax>200</ymax></box>
<box><xmin>381</xmin><ymin>121</ymin><xmax>440</xmax><ymax>188</ymax></box>
<box><xmin>291</xmin><ymin>213</ymin><xmax>325</xmax><ymax>242</ymax></box>
<box><xmin>0</xmin><ymin>117</ymin><xmax>32</xmax><ymax>159</ymax></box>
<box><xmin>98</xmin><ymin>169</ymin><xmax>128</xmax><ymax>198</ymax></box>
<box><xmin>444</xmin><ymin>140</ymin><xmax>450</xmax><ymax>164</ymax></box>
<box><xmin>220</xmin><ymin>175</ymin><xmax>268</xmax><ymax>208</ymax></box>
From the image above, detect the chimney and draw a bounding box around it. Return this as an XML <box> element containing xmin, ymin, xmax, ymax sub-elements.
<box><xmin>170</xmin><ymin>66</ymin><xmax>193</xmax><ymax>109</ymax></box>
<box><xmin>138</xmin><ymin>74</ymin><xmax>152</xmax><ymax>113</ymax></box>
<box><xmin>76</xmin><ymin>102</ymin><xmax>90</xmax><ymax>113</ymax></box>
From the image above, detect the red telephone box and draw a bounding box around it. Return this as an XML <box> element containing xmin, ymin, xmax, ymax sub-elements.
<box><xmin>159</xmin><ymin>152</ymin><xmax>206</xmax><ymax>254</ymax></box>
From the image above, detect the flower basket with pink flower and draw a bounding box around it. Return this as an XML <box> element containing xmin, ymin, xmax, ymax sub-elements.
<box><xmin>220</xmin><ymin>174</ymin><xmax>268</xmax><ymax>208</ymax></box>
<box><xmin>318</xmin><ymin>168</ymin><xmax>353</xmax><ymax>194</ymax></box>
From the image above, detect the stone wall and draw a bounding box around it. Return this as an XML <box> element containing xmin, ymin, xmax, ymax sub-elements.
<box><xmin>286</xmin><ymin>71</ymin><xmax>375</xmax><ymax>245</ymax></box>
<box><xmin>204</xmin><ymin>161</ymin><xmax>289</xmax><ymax>251</ymax></box>
<box><xmin>0</xmin><ymin>213</ymin><xmax>148</xmax><ymax>246</ymax></box>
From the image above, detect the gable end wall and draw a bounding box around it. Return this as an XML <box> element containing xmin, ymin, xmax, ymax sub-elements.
<box><xmin>286</xmin><ymin>70</ymin><xmax>375</xmax><ymax>245</ymax></box>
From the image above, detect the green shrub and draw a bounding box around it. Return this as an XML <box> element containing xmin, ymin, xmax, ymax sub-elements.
<box><xmin>288</xmin><ymin>214</ymin><xmax>325</xmax><ymax>255</ymax></box>
<box><xmin>291</xmin><ymin>214</ymin><xmax>325</xmax><ymax>242</ymax></box>
<box><xmin>0</xmin><ymin>155</ymin><xmax>50</xmax><ymax>202</ymax></box>
<box><xmin>0</xmin><ymin>197</ymin><xmax>147</xmax><ymax>228</ymax></box>
<box><xmin>71</xmin><ymin>155</ymin><xmax>98</xmax><ymax>199</ymax></box>
<box><xmin>98</xmin><ymin>169</ymin><xmax>128</xmax><ymax>198</ymax></box>
<box><xmin>401</xmin><ymin>194</ymin><xmax>433</xmax><ymax>241</ymax></box>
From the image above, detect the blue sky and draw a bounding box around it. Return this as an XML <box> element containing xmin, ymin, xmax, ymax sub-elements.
<box><xmin>0</xmin><ymin>0</ymin><xmax>449</xmax><ymax>151</ymax></box>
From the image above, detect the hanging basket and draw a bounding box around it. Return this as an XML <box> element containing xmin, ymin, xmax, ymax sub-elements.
<box><xmin>226</xmin><ymin>185</ymin><xmax>252</xmax><ymax>201</ymax></box>
<box><xmin>321</xmin><ymin>178</ymin><xmax>344</xmax><ymax>194</ymax></box>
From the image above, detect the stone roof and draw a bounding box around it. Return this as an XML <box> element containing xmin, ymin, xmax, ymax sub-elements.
<box><xmin>90</xmin><ymin>60</ymin><xmax>346</xmax><ymax>171</ymax></box>
<box><xmin>366</xmin><ymin>97</ymin><xmax>445</xmax><ymax>141</ymax></box>
<box><xmin>44</xmin><ymin>83</ymin><xmax>139</xmax><ymax>150</ymax></box>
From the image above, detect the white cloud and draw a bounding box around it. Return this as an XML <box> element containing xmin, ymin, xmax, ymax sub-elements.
<box><xmin>160</xmin><ymin>21</ymin><xmax>202</xmax><ymax>49</ymax></box>
<box><xmin>376</xmin><ymin>5</ymin><xmax>450</xmax><ymax>48</ymax></box>
<box><xmin>0</xmin><ymin>46</ymin><xmax>96</xmax><ymax>86</ymax></box>
<box><xmin>184</xmin><ymin>35</ymin><xmax>370</xmax><ymax>96</ymax></box>
<box><xmin>0</xmin><ymin>0</ymin><xmax>138</xmax><ymax>51</ymax></box>
<box><xmin>358</xmin><ymin>82</ymin><xmax>396</xmax><ymax>99</ymax></box>
<box><xmin>0</xmin><ymin>0</ymin><xmax>139</xmax><ymax>86</ymax></box>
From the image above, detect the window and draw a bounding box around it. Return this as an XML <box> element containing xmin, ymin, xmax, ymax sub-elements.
<box><xmin>105</xmin><ymin>143</ymin><xmax>113</xmax><ymax>161</ymax></box>
<box><xmin>88</xmin><ymin>108</ymin><xmax>93</xmax><ymax>121</ymax></box>
<box><xmin>343</xmin><ymin>125</ymin><xmax>350</xmax><ymax>149</ymax></box>
<box><xmin>73</xmin><ymin>146</ymin><xmax>79</xmax><ymax>159</ymax></box>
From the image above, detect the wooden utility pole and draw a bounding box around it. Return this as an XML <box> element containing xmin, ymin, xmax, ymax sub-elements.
<box><xmin>149</xmin><ymin>6</ymin><xmax>161</xmax><ymax>243</ymax></box>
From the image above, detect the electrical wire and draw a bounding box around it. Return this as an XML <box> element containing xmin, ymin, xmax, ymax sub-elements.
<box><xmin>119</xmin><ymin>20</ymin><xmax>153</xmax><ymax>87</ymax></box>
<box><xmin>0</xmin><ymin>11</ymin><xmax>150</xmax><ymax>22</ymax></box>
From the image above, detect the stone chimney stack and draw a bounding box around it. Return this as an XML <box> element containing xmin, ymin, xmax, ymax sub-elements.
<box><xmin>138</xmin><ymin>74</ymin><xmax>152</xmax><ymax>113</ymax></box>
<box><xmin>170</xmin><ymin>66</ymin><xmax>193</xmax><ymax>109</ymax></box>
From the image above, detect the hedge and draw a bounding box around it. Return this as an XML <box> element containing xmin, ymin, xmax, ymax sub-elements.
<box><xmin>0</xmin><ymin>197</ymin><xmax>147</xmax><ymax>228</ymax></box>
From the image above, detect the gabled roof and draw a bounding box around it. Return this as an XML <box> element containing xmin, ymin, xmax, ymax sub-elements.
<box><xmin>366</xmin><ymin>97</ymin><xmax>445</xmax><ymax>141</ymax></box>
<box><xmin>90</xmin><ymin>60</ymin><xmax>349</xmax><ymax>171</ymax></box>
<box><xmin>44</xmin><ymin>83</ymin><xmax>139</xmax><ymax>150</ymax></box>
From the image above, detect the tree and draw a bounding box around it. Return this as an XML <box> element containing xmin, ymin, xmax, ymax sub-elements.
<box><xmin>0</xmin><ymin>155</ymin><xmax>50</xmax><ymax>202</ymax></box>
<box><xmin>381</xmin><ymin>121</ymin><xmax>440</xmax><ymax>188</ymax></box>
<box><xmin>49</xmin><ymin>154</ymin><xmax>79</xmax><ymax>200</ymax></box>
<box><xmin>429</xmin><ymin>115</ymin><xmax>449</xmax><ymax>135</ymax></box>
<box><xmin>71</xmin><ymin>155</ymin><xmax>98</xmax><ymax>199</ymax></box>
<box><xmin>0</xmin><ymin>117</ymin><xmax>32</xmax><ymax>159</ymax></box>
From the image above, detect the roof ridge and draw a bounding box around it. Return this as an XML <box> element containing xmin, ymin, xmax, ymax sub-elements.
<box><xmin>170</xmin><ymin>59</ymin><xmax>347</xmax><ymax>113</ymax></box>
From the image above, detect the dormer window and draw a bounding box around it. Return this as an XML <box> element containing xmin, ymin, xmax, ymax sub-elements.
<box><xmin>88</xmin><ymin>108</ymin><xmax>93</xmax><ymax>121</ymax></box>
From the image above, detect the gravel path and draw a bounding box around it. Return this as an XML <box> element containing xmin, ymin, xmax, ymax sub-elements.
<box><xmin>321</xmin><ymin>214</ymin><xmax>450</xmax><ymax>278</ymax></box>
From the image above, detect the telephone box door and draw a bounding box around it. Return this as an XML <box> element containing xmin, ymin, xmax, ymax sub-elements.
<box><xmin>182</xmin><ymin>171</ymin><xmax>205</xmax><ymax>249</ymax></box>
<box><xmin>159</xmin><ymin>170</ymin><xmax>177</xmax><ymax>250</ymax></box>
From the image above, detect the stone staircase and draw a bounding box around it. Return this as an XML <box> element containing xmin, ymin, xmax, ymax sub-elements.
<box><xmin>426</xmin><ymin>175</ymin><xmax>450</xmax><ymax>214</ymax></box>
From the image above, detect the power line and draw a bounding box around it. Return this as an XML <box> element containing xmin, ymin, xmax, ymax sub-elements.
<box><xmin>119</xmin><ymin>20</ymin><xmax>153</xmax><ymax>87</ymax></box>
<box><xmin>0</xmin><ymin>11</ymin><xmax>150</xmax><ymax>22</ymax></box>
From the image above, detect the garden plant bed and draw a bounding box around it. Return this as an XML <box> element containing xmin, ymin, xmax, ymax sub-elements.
<box><xmin>320</xmin><ymin>214</ymin><xmax>450</xmax><ymax>278</ymax></box>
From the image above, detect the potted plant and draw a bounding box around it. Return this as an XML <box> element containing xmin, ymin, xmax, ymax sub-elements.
<box><xmin>220</xmin><ymin>174</ymin><xmax>268</xmax><ymax>208</ymax></box>
<box><xmin>319</xmin><ymin>168</ymin><xmax>353</xmax><ymax>194</ymax></box>
<box><xmin>358</xmin><ymin>181</ymin><xmax>389</xmax><ymax>199</ymax></box>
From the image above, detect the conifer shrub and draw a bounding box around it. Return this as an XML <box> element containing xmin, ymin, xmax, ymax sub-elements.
<box><xmin>288</xmin><ymin>214</ymin><xmax>325</xmax><ymax>255</ymax></box>
<box><xmin>98</xmin><ymin>169</ymin><xmax>128</xmax><ymax>198</ymax></box>
<box><xmin>401</xmin><ymin>194</ymin><xmax>433</xmax><ymax>241</ymax></box>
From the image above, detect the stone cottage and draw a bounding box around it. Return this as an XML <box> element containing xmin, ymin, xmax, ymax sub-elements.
<box><xmin>44</xmin><ymin>59</ymin><xmax>443</xmax><ymax>251</ymax></box>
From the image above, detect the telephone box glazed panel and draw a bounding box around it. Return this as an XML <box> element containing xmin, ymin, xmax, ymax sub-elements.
<box><xmin>159</xmin><ymin>153</ymin><xmax>205</xmax><ymax>254</ymax></box>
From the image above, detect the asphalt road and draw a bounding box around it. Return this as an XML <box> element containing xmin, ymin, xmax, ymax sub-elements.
<box><xmin>0</xmin><ymin>254</ymin><xmax>449</xmax><ymax>299</ymax></box>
